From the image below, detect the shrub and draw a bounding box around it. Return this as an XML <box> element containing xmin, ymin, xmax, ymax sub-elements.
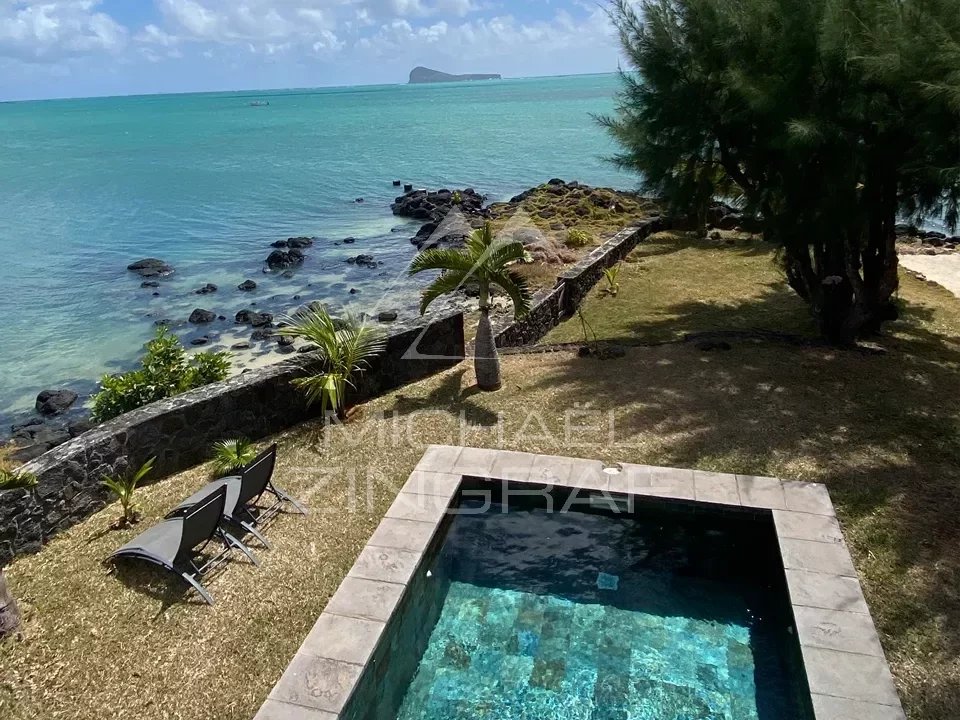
<box><xmin>0</xmin><ymin>443</ymin><xmax>36</xmax><ymax>490</ymax></box>
<box><xmin>566</xmin><ymin>229</ymin><xmax>592</xmax><ymax>247</ymax></box>
<box><xmin>102</xmin><ymin>457</ymin><xmax>154</xmax><ymax>526</ymax></box>
<box><xmin>452</xmin><ymin>190</ymin><xmax>463</xmax><ymax>205</ymax></box>
<box><xmin>92</xmin><ymin>328</ymin><xmax>230</xmax><ymax>422</ymax></box>
<box><xmin>603</xmin><ymin>263</ymin><xmax>623</xmax><ymax>297</ymax></box>
<box><xmin>211</xmin><ymin>438</ymin><xmax>256</xmax><ymax>476</ymax></box>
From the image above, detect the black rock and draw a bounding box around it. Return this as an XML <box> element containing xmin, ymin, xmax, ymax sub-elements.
<box><xmin>154</xmin><ymin>318</ymin><xmax>172</xmax><ymax>327</ymax></box>
<box><xmin>271</xmin><ymin>240</ymin><xmax>288</xmax><ymax>248</ymax></box>
<box><xmin>298</xmin><ymin>344</ymin><xmax>319</xmax><ymax>354</ymax></box>
<box><xmin>190</xmin><ymin>337</ymin><xmax>209</xmax><ymax>346</ymax></box>
<box><xmin>251</xmin><ymin>328</ymin><xmax>276</xmax><ymax>341</ymax></box>
<box><xmin>36</xmin><ymin>389</ymin><xmax>78</xmax><ymax>416</ymax></box>
<box><xmin>347</xmin><ymin>254</ymin><xmax>378</xmax><ymax>268</ymax></box>
<box><xmin>547</xmin><ymin>178</ymin><xmax>565</xmax><ymax>186</ymax></box>
<box><xmin>153</xmin><ymin>292</ymin><xmax>161</xmax><ymax>297</ymax></box>
<box><xmin>281</xmin><ymin>270</ymin><xmax>295</xmax><ymax>279</ymax></box>
<box><xmin>11</xmin><ymin>418</ymin><xmax>43</xmax><ymax>433</ymax></box>
<box><xmin>68</xmin><ymin>419</ymin><xmax>95</xmax><ymax>438</ymax></box>
<box><xmin>277</xmin><ymin>335</ymin><xmax>294</xmax><ymax>347</ymax></box>
<box><xmin>195</xmin><ymin>283</ymin><xmax>218</xmax><ymax>295</ymax></box>
<box><xmin>355</xmin><ymin>197</ymin><xmax>364</xmax><ymax>203</ymax></box>
<box><xmin>238</xmin><ymin>279</ymin><xmax>257</xmax><ymax>291</ymax></box>
<box><xmin>924</xmin><ymin>230</ymin><xmax>947</xmax><ymax>240</ymax></box>
<box><xmin>266</xmin><ymin>249</ymin><xmax>305</xmax><ymax>270</ymax></box>
<box><xmin>127</xmin><ymin>258</ymin><xmax>174</xmax><ymax>277</ymax></box>
<box><xmin>349</xmin><ymin>288</ymin><xmax>359</xmax><ymax>294</ymax></box>
<box><xmin>231</xmin><ymin>342</ymin><xmax>251</xmax><ymax>350</ymax></box>
<box><xmin>343</xmin><ymin>237</ymin><xmax>357</xmax><ymax>244</ymax></box>
<box><xmin>378</xmin><ymin>310</ymin><xmax>399</xmax><ymax>322</ymax></box>
<box><xmin>286</xmin><ymin>236</ymin><xmax>314</xmax><ymax>249</ymax></box>
<box><xmin>140</xmin><ymin>281</ymin><xmax>160</xmax><ymax>288</ymax></box>
<box><xmin>189</xmin><ymin>308</ymin><xmax>217</xmax><ymax>324</ymax></box>
<box><xmin>404</xmin><ymin>183</ymin><xmax>414</xmax><ymax>192</ymax></box>
<box><xmin>235</xmin><ymin>309</ymin><xmax>273</xmax><ymax>327</ymax></box>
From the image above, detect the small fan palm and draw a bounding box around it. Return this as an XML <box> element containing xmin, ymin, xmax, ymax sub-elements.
<box><xmin>279</xmin><ymin>305</ymin><xmax>387</xmax><ymax>418</ymax></box>
<box><xmin>211</xmin><ymin>438</ymin><xmax>256</xmax><ymax>476</ymax></box>
<box><xmin>409</xmin><ymin>221</ymin><xmax>531</xmax><ymax>390</ymax></box>
<box><xmin>102</xmin><ymin>457</ymin><xmax>154</xmax><ymax>526</ymax></box>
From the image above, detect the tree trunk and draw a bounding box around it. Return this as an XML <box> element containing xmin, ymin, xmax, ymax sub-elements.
<box><xmin>0</xmin><ymin>569</ymin><xmax>21</xmax><ymax>638</ymax></box>
<box><xmin>474</xmin><ymin>308</ymin><xmax>502</xmax><ymax>391</ymax></box>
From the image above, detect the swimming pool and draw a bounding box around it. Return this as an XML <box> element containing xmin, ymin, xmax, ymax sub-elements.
<box><xmin>343</xmin><ymin>482</ymin><xmax>814</xmax><ymax>720</ymax></box>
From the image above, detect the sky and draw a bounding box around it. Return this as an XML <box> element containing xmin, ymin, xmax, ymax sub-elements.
<box><xmin>0</xmin><ymin>0</ymin><xmax>626</xmax><ymax>101</ymax></box>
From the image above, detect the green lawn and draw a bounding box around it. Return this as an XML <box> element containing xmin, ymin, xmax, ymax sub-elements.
<box><xmin>3</xmin><ymin>231</ymin><xmax>960</xmax><ymax>719</ymax></box>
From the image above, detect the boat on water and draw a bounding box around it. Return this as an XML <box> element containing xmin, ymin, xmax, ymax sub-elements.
<box><xmin>249</xmin><ymin>100</ymin><xmax>270</xmax><ymax>107</ymax></box>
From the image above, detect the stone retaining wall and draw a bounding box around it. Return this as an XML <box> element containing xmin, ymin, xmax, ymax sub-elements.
<box><xmin>493</xmin><ymin>217</ymin><xmax>668</xmax><ymax>347</ymax></box>
<box><xmin>0</xmin><ymin>312</ymin><xmax>465</xmax><ymax>566</ymax></box>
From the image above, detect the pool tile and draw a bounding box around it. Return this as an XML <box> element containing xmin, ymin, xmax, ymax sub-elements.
<box><xmin>530</xmin><ymin>454</ymin><xmax>575</xmax><ymax>485</ymax></box>
<box><xmin>784</xmin><ymin>569</ymin><xmax>870</xmax><ymax>614</ymax></box>
<box><xmin>402</xmin><ymin>470</ymin><xmax>462</xmax><ymax>498</ymax></box>
<box><xmin>779</xmin><ymin>537</ymin><xmax>858</xmax><ymax>577</ymax></box>
<box><xmin>386</xmin><ymin>491</ymin><xmax>453</xmax><ymax>523</ymax></box>
<box><xmin>324</xmin><ymin>576</ymin><xmax>405</xmax><ymax>622</ymax></box>
<box><xmin>349</xmin><ymin>545</ymin><xmax>421</xmax><ymax>585</ymax></box>
<box><xmin>793</xmin><ymin>606</ymin><xmax>886</xmax><ymax>657</ymax></box>
<box><xmin>253</xmin><ymin>699</ymin><xmax>338</xmax><ymax>720</ymax></box>
<box><xmin>693</xmin><ymin>471</ymin><xmax>740</xmax><ymax>506</ymax></box>
<box><xmin>269</xmin><ymin>653</ymin><xmax>363</xmax><ymax>714</ymax></box>
<box><xmin>775</xmin><ymin>509</ymin><xmax>844</xmax><ymax>543</ymax></box>
<box><xmin>801</xmin><ymin>645</ymin><xmax>902</xmax><ymax>707</ymax></box>
<box><xmin>736</xmin><ymin>475</ymin><xmax>786</xmax><ymax>509</ymax></box>
<box><xmin>369</xmin><ymin>517</ymin><xmax>437</xmax><ymax>553</ymax></box>
<box><xmin>302</xmin><ymin>613</ymin><xmax>385</xmax><ymax>666</ymax></box>
<box><xmin>811</xmin><ymin>693</ymin><xmax>907</xmax><ymax>720</ymax></box>
<box><xmin>490</xmin><ymin>450</ymin><xmax>537</xmax><ymax>482</ymax></box>
<box><xmin>646</xmin><ymin>466</ymin><xmax>696</xmax><ymax>500</ymax></box>
<box><xmin>451</xmin><ymin>446</ymin><xmax>498</xmax><ymax>477</ymax></box>
<box><xmin>783</xmin><ymin>482</ymin><xmax>835</xmax><ymax>516</ymax></box>
<box><xmin>417</xmin><ymin>444</ymin><xmax>463</xmax><ymax>472</ymax></box>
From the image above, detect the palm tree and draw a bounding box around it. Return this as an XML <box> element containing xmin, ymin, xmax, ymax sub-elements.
<box><xmin>410</xmin><ymin>221</ymin><xmax>531</xmax><ymax>391</ymax></box>
<box><xmin>0</xmin><ymin>569</ymin><xmax>20</xmax><ymax>638</ymax></box>
<box><xmin>279</xmin><ymin>305</ymin><xmax>387</xmax><ymax>418</ymax></box>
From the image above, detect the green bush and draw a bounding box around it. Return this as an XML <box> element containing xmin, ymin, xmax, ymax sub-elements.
<box><xmin>92</xmin><ymin>328</ymin><xmax>230</xmax><ymax>422</ymax></box>
<box><xmin>102</xmin><ymin>457</ymin><xmax>154</xmax><ymax>526</ymax></box>
<box><xmin>566</xmin><ymin>229</ymin><xmax>592</xmax><ymax>247</ymax></box>
<box><xmin>211</xmin><ymin>438</ymin><xmax>257</xmax><ymax>476</ymax></box>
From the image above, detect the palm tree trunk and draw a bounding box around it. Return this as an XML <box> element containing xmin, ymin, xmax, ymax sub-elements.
<box><xmin>474</xmin><ymin>308</ymin><xmax>502</xmax><ymax>391</ymax></box>
<box><xmin>0</xmin><ymin>569</ymin><xmax>21</xmax><ymax>638</ymax></box>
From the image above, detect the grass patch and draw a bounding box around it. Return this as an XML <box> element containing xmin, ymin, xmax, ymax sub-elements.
<box><xmin>3</xmin><ymin>231</ymin><xmax>960</xmax><ymax>719</ymax></box>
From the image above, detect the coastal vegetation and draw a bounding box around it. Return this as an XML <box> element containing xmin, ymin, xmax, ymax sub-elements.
<box><xmin>3</xmin><ymin>232</ymin><xmax>960</xmax><ymax>717</ymax></box>
<box><xmin>278</xmin><ymin>305</ymin><xmax>386</xmax><ymax>418</ymax></box>
<box><xmin>91</xmin><ymin>328</ymin><xmax>231</xmax><ymax>423</ymax></box>
<box><xmin>101</xmin><ymin>458</ymin><xmax>155</xmax><ymax>527</ymax></box>
<box><xmin>0</xmin><ymin>445</ymin><xmax>36</xmax><ymax>491</ymax></box>
<box><xmin>604</xmin><ymin>0</ymin><xmax>960</xmax><ymax>343</ymax></box>
<box><xmin>410</xmin><ymin>221</ymin><xmax>531</xmax><ymax>390</ymax></box>
<box><xmin>210</xmin><ymin>439</ymin><xmax>256</xmax><ymax>477</ymax></box>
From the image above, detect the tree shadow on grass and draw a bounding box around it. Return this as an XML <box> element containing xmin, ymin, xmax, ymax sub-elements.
<box><xmin>390</xmin><ymin>367</ymin><xmax>500</xmax><ymax>427</ymax></box>
<box><xmin>524</xmin><ymin>294</ymin><xmax>960</xmax><ymax>716</ymax></box>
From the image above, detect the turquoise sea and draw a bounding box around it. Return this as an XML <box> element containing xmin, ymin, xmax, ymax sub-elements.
<box><xmin>0</xmin><ymin>73</ymin><xmax>632</xmax><ymax>424</ymax></box>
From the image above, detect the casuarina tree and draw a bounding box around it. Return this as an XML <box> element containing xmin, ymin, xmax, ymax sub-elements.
<box><xmin>410</xmin><ymin>222</ymin><xmax>531</xmax><ymax>390</ymax></box>
<box><xmin>603</xmin><ymin>0</ymin><xmax>960</xmax><ymax>342</ymax></box>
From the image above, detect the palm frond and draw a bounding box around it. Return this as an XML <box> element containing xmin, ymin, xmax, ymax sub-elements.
<box><xmin>409</xmin><ymin>248</ymin><xmax>477</xmax><ymax>275</ymax></box>
<box><xmin>418</xmin><ymin>268</ymin><xmax>471</xmax><ymax>315</ymax></box>
<box><xmin>489</xmin><ymin>270</ymin><xmax>533</xmax><ymax>319</ymax></box>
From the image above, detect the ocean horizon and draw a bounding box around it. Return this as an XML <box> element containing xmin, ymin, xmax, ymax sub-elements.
<box><xmin>0</xmin><ymin>72</ymin><xmax>634</xmax><ymax>427</ymax></box>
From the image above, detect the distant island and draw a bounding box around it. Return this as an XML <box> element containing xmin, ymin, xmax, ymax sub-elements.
<box><xmin>408</xmin><ymin>66</ymin><xmax>502</xmax><ymax>84</ymax></box>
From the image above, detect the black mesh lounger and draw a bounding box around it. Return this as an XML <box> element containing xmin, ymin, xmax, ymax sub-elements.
<box><xmin>166</xmin><ymin>444</ymin><xmax>307</xmax><ymax>550</ymax></box>
<box><xmin>107</xmin><ymin>485</ymin><xmax>258</xmax><ymax>605</ymax></box>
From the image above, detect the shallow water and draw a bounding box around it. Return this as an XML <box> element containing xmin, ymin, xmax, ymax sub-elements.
<box><xmin>394</xmin><ymin>498</ymin><xmax>813</xmax><ymax>719</ymax></box>
<box><xmin>0</xmin><ymin>74</ymin><xmax>631</xmax><ymax>422</ymax></box>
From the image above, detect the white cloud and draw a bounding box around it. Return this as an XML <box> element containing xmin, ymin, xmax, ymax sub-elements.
<box><xmin>0</xmin><ymin>0</ymin><xmax>127</xmax><ymax>62</ymax></box>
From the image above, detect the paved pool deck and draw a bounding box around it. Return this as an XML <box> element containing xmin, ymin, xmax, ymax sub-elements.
<box><xmin>253</xmin><ymin>446</ymin><xmax>906</xmax><ymax>720</ymax></box>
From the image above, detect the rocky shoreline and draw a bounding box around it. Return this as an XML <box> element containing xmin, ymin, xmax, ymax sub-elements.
<box><xmin>5</xmin><ymin>179</ymin><xmax>660</xmax><ymax>461</ymax></box>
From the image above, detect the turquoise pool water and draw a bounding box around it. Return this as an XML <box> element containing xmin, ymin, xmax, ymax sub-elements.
<box><xmin>377</xmin><ymin>492</ymin><xmax>813</xmax><ymax>720</ymax></box>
